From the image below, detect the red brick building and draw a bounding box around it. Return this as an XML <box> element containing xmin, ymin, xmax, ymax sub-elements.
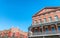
<box><xmin>28</xmin><ymin>7</ymin><xmax>60</xmax><ymax>38</ymax></box>
<box><xmin>0</xmin><ymin>27</ymin><xmax>27</xmax><ymax>38</ymax></box>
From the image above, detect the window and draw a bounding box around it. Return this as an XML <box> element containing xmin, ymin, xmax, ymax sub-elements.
<box><xmin>34</xmin><ymin>29</ymin><xmax>38</xmax><ymax>32</ymax></box>
<box><xmin>48</xmin><ymin>17</ymin><xmax>52</xmax><ymax>22</ymax></box>
<box><xmin>43</xmin><ymin>18</ymin><xmax>47</xmax><ymax>23</ymax></box>
<box><xmin>54</xmin><ymin>15</ymin><xmax>59</xmax><ymax>21</ymax></box>
<box><xmin>39</xmin><ymin>19</ymin><xmax>42</xmax><ymax>24</ymax></box>
<box><xmin>34</xmin><ymin>20</ymin><xmax>36</xmax><ymax>24</ymax></box>
<box><xmin>51</xmin><ymin>27</ymin><xmax>55</xmax><ymax>32</ymax></box>
<box><xmin>34</xmin><ymin>20</ymin><xmax>38</xmax><ymax>25</ymax></box>
<box><xmin>45</xmin><ymin>28</ymin><xmax>49</xmax><ymax>32</ymax></box>
<box><xmin>58</xmin><ymin>26</ymin><xmax>60</xmax><ymax>31</ymax></box>
<box><xmin>12</xmin><ymin>33</ymin><xmax>15</xmax><ymax>38</ymax></box>
<box><xmin>40</xmin><ymin>29</ymin><xmax>42</xmax><ymax>32</ymax></box>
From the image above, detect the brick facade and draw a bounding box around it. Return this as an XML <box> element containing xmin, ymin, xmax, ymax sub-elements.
<box><xmin>0</xmin><ymin>27</ymin><xmax>27</xmax><ymax>38</ymax></box>
<box><xmin>28</xmin><ymin>7</ymin><xmax>60</xmax><ymax>38</ymax></box>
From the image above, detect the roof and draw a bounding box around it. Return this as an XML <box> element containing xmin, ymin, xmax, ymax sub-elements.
<box><xmin>32</xmin><ymin>7</ymin><xmax>60</xmax><ymax>17</ymax></box>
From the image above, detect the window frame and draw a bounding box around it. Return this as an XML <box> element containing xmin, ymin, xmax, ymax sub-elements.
<box><xmin>48</xmin><ymin>17</ymin><xmax>52</xmax><ymax>22</ymax></box>
<box><xmin>39</xmin><ymin>19</ymin><xmax>42</xmax><ymax>24</ymax></box>
<box><xmin>54</xmin><ymin>15</ymin><xmax>59</xmax><ymax>21</ymax></box>
<box><xmin>43</xmin><ymin>18</ymin><xmax>47</xmax><ymax>23</ymax></box>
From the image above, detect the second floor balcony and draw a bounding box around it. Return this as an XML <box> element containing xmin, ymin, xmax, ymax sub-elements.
<box><xmin>28</xmin><ymin>30</ymin><xmax>60</xmax><ymax>37</ymax></box>
<box><xmin>30</xmin><ymin>19</ymin><xmax>60</xmax><ymax>28</ymax></box>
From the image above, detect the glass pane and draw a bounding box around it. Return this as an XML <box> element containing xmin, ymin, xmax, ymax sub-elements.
<box><xmin>52</xmin><ymin>27</ymin><xmax>55</xmax><ymax>32</ymax></box>
<box><xmin>45</xmin><ymin>28</ymin><xmax>48</xmax><ymax>32</ymax></box>
<box><xmin>55</xmin><ymin>15</ymin><xmax>58</xmax><ymax>21</ymax></box>
<box><xmin>44</xmin><ymin>18</ymin><xmax>47</xmax><ymax>23</ymax></box>
<box><xmin>49</xmin><ymin>17</ymin><xmax>52</xmax><ymax>22</ymax></box>
<box><xmin>34</xmin><ymin>29</ymin><xmax>38</xmax><ymax>32</ymax></box>
<box><xmin>58</xmin><ymin>26</ymin><xmax>60</xmax><ymax>30</ymax></box>
<box><xmin>40</xmin><ymin>29</ymin><xmax>42</xmax><ymax>32</ymax></box>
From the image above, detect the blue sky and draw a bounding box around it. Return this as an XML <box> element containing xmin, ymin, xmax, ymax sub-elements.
<box><xmin>0</xmin><ymin>0</ymin><xmax>60</xmax><ymax>32</ymax></box>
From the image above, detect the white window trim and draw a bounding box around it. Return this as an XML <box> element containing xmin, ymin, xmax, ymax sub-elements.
<box><xmin>43</xmin><ymin>18</ymin><xmax>47</xmax><ymax>23</ymax></box>
<box><xmin>54</xmin><ymin>15</ymin><xmax>59</xmax><ymax>21</ymax></box>
<box><xmin>48</xmin><ymin>17</ymin><xmax>52</xmax><ymax>22</ymax></box>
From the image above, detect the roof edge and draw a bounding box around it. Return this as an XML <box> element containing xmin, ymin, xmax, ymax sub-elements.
<box><xmin>32</xmin><ymin>7</ymin><xmax>60</xmax><ymax>18</ymax></box>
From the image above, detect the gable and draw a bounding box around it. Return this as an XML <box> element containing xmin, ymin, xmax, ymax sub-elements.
<box><xmin>33</xmin><ymin>8</ymin><xmax>58</xmax><ymax>17</ymax></box>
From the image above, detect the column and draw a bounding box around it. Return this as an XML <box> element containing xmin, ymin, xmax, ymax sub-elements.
<box><xmin>48</xmin><ymin>25</ymin><xmax>51</xmax><ymax>33</ymax></box>
<box><xmin>43</xmin><ymin>26</ymin><xmax>45</xmax><ymax>33</ymax></box>
<box><xmin>42</xmin><ymin>26</ymin><xmax>43</xmax><ymax>33</ymax></box>
<box><xmin>43</xmin><ymin>26</ymin><xmax>45</xmax><ymax>31</ymax></box>
<box><xmin>31</xmin><ymin>28</ymin><xmax>34</xmax><ymax>32</ymax></box>
<box><xmin>38</xmin><ymin>27</ymin><xmax>40</xmax><ymax>32</ymax></box>
<box><xmin>55</xmin><ymin>23</ymin><xmax>58</xmax><ymax>32</ymax></box>
<box><xmin>48</xmin><ymin>25</ymin><xmax>51</xmax><ymax>31</ymax></box>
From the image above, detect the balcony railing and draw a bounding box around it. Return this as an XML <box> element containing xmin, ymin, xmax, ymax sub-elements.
<box><xmin>28</xmin><ymin>31</ymin><xmax>60</xmax><ymax>37</ymax></box>
<box><xmin>33</xmin><ymin>32</ymin><xmax>42</xmax><ymax>35</ymax></box>
<box><xmin>30</xmin><ymin>19</ymin><xmax>60</xmax><ymax>28</ymax></box>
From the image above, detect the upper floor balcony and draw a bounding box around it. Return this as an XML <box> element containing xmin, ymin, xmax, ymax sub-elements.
<box><xmin>30</xmin><ymin>19</ymin><xmax>60</xmax><ymax>28</ymax></box>
<box><xmin>28</xmin><ymin>30</ymin><xmax>60</xmax><ymax>37</ymax></box>
<box><xmin>28</xmin><ymin>19</ymin><xmax>60</xmax><ymax>37</ymax></box>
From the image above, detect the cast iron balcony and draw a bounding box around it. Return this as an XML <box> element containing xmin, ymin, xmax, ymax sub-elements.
<box><xmin>30</xmin><ymin>19</ymin><xmax>60</xmax><ymax>28</ymax></box>
<box><xmin>28</xmin><ymin>31</ymin><xmax>60</xmax><ymax>37</ymax></box>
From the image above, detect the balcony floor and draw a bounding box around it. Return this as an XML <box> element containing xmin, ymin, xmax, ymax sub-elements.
<box><xmin>28</xmin><ymin>35</ymin><xmax>60</xmax><ymax>38</ymax></box>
